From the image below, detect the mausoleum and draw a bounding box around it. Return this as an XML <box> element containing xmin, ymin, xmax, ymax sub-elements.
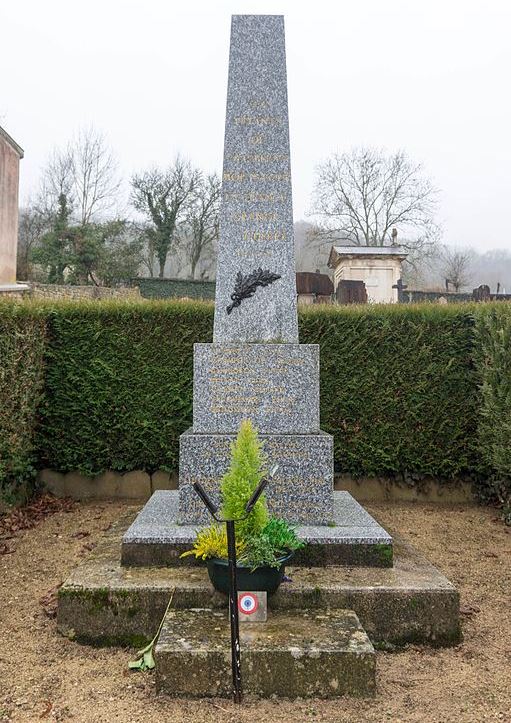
<box><xmin>328</xmin><ymin>245</ymin><xmax>408</xmax><ymax>303</ymax></box>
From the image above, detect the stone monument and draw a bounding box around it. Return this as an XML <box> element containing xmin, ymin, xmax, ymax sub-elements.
<box><xmin>122</xmin><ymin>14</ymin><xmax>392</xmax><ymax>565</ymax></box>
<box><xmin>178</xmin><ymin>14</ymin><xmax>333</xmax><ymax>526</ymax></box>
<box><xmin>59</xmin><ymin>17</ymin><xmax>460</xmax><ymax>699</ymax></box>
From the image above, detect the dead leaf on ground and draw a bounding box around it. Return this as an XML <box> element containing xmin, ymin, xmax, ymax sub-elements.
<box><xmin>80</xmin><ymin>542</ymin><xmax>96</xmax><ymax>553</ymax></box>
<box><xmin>71</xmin><ymin>530</ymin><xmax>90</xmax><ymax>539</ymax></box>
<box><xmin>39</xmin><ymin>700</ymin><xmax>53</xmax><ymax>718</ymax></box>
<box><xmin>460</xmin><ymin>603</ymin><xmax>481</xmax><ymax>617</ymax></box>
<box><xmin>39</xmin><ymin>586</ymin><xmax>61</xmax><ymax>619</ymax></box>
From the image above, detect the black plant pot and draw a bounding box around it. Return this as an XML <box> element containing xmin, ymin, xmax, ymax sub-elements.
<box><xmin>206</xmin><ymin>552</ymin><xmax>294</xmax><ymax>596</ymax></box>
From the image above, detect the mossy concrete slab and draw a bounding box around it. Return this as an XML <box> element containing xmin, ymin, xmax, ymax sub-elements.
<box><xmin>155</xmin><ymin>608</ymin><xmax>375</xmax><ymax>698</ymax></box>
<box><xmin>57</xmin><ymin>513</ymin><xmax>460</xmax><ymax>648</ymax></box>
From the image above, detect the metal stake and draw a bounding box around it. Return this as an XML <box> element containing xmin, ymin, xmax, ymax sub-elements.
<box><xmin>226</xmin><ymin>519</ymin><xmax>242</xmax><ymax>703</ymax></box>
<box><xmin>191</xmin><ymin>464</ymin><xmax>278</xmax><ymax>705</ymax></box>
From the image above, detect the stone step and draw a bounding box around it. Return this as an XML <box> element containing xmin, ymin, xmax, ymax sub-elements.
<box><xmin>121</xmin><ymin>490</ymin><xmax>393</xmax><ymax>568</ymax></box>
<box><xmin>57</xmin><ymin>512</ymin><xmax>460</xmax><ymax>649</ymax></box>
<box><xmin>155</xmin><ymin>608</ymin><xmax>375</xmax><ymax>698</ymax></box>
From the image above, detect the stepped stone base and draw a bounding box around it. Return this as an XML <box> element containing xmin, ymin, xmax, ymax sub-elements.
<box><xmin>155</xmin><ymin>608</ymin><xmax>375</xmax><ymax>698</ymax></box>
<box><xmin>178</xmin><ymin>428</ymin><xmax>334</xmax><ymax>525</ymax></box>
<box><xmin>121</xmin><ymin>491</ymin><xmax>392</xmax><ymax>567</ymax></box>
<box><xmin>57</xmin><ymin>512</ymin><xmax>460</xmax><ymax>648</ymax></box>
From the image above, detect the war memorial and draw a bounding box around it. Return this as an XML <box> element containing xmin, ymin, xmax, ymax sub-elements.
<box><xmin>57</xmin><ymin>15</ymin><xmax>460</xmax><ymax>699</ymax></box>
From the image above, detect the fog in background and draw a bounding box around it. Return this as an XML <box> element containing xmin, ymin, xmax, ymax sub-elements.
<box><xmin>2</xmin><ymin>0</ymin><xmax>511</xmax><ymax>287</ymax></box>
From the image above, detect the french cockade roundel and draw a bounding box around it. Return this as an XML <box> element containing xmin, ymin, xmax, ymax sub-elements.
<box><xmin>238</xmin><ymin>592</ymin><xmax>259</xmax><ymax>615</ymax></box>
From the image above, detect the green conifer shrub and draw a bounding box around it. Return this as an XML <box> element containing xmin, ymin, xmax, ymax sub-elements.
<box><xmin>220</xmin><ymin>419</ymin><xmax>268</xmax><ymax>538</ymax></box>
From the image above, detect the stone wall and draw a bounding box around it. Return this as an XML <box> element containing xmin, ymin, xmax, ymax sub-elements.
<box><xmin>39</xmin><ymin>468</ymin><xmax>177</xmax><ymax>500</ymax></box>
<box><xmin>401</xmin><ymin>290</ymin><xmax>472</xmax><ymax>304</ymax></box>
<box><xmin>402</xmin><ymin>289</ymin><xmax>511</xmax><ymax>304</ymax></box>
<box><xmin>28</xmin><ymin>282</ymin><xmax>141</xmax><ymax>301</ymax></box>
<box><xmin>135</xmin><ymin>277</ymin><xmax>216</xmax><ymax>301</ymax></box>
<box><xmin>0</xmin><ymin>285</ymin><xmax>28</xmax><ymax>298</ymax></box>
<box><xmin>38</xmin><ymin>467</ymin><xmax>474</xmax><ymax>503</ymax></box>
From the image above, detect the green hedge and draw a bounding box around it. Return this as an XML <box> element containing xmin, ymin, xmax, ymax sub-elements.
<box><xmin>300</xmin><ymin>304</ymin><xmax>481</xmax><ymax>481</ymax></box>
<box><xmin>1</xmin><ymin>298</ymin><xmax>511</xmax><ymax>502</ymax></box>
<box><xmin>39</xmin><ymin>301</ymin><xmax>213</xmax><ymax>474</ymax></box>
<box><xmin>0</xmin><ymin>301</ymin><xmax>47</xmax><ymax>501</ymax></box>
<box><xmin>474</xmin><ymin>305</ymin><xmax>511</xmax><ymax>513</ymax></box>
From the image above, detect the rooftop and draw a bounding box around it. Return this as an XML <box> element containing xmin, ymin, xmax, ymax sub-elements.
<box><xmin>328</xmin><ymin>245</ymin><xmax>408</xmax><ymax>268</ymax></box>
<box><xmin>0</xmin><ymin>126</ymin><xmax>24</xmax><ymax>158</ymax></box>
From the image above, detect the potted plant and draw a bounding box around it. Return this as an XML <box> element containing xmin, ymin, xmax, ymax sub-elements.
<box><xmin>181</xmin><ymin>419</ymin><xmax>304</xmax><ymax>595</ymax></box>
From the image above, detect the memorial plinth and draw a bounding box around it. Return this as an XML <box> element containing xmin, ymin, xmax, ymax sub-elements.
<box><xmin>174</xmin><ymin>15</ymin><xmax>334</xmax><ymax>526</ymax></box>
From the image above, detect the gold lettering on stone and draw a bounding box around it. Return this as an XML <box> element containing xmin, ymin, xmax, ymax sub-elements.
<box><xmin>231</xmin><ymin>211</ymin><xmax>279</xmax><ymax>222</ymax></box>
<box><xmin>242</xmin><ymin>229</ymin><xmax>287</xmax><ymax>242</ymax></box>
<box><xmin>234</xmin><ymin>115</ymin><xmax>282</xmax><ymax>126</ymax></box>
<box><xmin>205</xmin><ymin>347</ymin><xmax>307</xmax><ymax>416</ymax></box>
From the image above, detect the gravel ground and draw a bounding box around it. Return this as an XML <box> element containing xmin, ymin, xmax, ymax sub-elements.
<box><xmin>0</xmin><ymin>497</ymin><xmax>510</xmax><ymax>723</ymax></box>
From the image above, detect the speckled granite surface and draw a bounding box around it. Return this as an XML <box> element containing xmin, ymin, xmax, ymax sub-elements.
<box><xmin>192</xmin><ymin>343</ymin><xmax>320</xmax><ymax>434</ymax></box>
<box><xmin>178</xmin><ymin>15</ymin><xmax>335</xmax><ymax>526</ymax></box>
<box><xmin>178</xmin><ymin>429</ymin><xmax>333</xmax><ymax>525</ymax></box>
<box><xmin>213</xmin><ymin>15</ymin><xmax>298</xmax><ymax>343</ymax></box>
<box><xmin>122</xmin><ymin>490</ymin><xmax>391</xmax><ymax>551</ymax></box>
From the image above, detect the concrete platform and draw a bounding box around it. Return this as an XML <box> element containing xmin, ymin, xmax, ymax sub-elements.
<box><xmin>155</xmin><ymin>608</ymin><xmax>375</xmax><ymax>698</ymax></box>
<box><xmin>121</xmin><ymin>490</ymin><xmax>393</xmax><ymax>567</ymax></box>
<box><xmin>57</xmin><ymin>513</ymin><xmax>460</xmax><ymax>648</ymax></box>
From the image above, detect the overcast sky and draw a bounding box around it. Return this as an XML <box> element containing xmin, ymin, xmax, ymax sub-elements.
<box><xmin>1</xmin><ymin>0</ymin><xmax>510</xmax><ymax>251</ymax></box>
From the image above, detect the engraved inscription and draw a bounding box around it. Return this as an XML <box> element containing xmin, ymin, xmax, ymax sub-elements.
<box><xmin>193</xmin><ymin>344</ymin><xmax>320</xmax><ymax>434</ymax></box>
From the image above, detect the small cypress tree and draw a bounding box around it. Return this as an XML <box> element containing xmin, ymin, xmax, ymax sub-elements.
<box><xmin>220</xmin><ymin>419</ymin><xmax>268</xmax><ymax>539</ymax></box>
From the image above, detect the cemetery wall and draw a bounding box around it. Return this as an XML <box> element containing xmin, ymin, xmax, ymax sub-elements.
<box><xmin>401</xmin><ymin>290</ymin><xmax>472</xmax><ymax>303</ymax></box>
<box><xmin>28</xmin><ymin>282</ymin><xmax>141</xmax><ymax>301</ymax></box>
<box><xmin>0</xmin><ymin>299</ymin><xmax>510</xmax><ymax>507</ymax></box>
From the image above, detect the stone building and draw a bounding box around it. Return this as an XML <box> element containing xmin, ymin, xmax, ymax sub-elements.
<box><xmin>328</xmin><ymin>245</ymin><xmax>408</xmax><ymax>304</ymax></box>
<box><xmin>0</xmin><ymin>125</ymin><xmax>27</xmax><ymax>295</ymax></box>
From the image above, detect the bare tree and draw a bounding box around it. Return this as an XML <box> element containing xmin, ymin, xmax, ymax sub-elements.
<box><xmin>182</xmin><ymin>172</ymin><xmax>221</xmax><ymax>279</ymax></box>
<box><xmin>16</xmin><ymin>203</ymin><xmax>52</xmax><ymax>279</ymax></box>
<box><xmin>72</xmin><ymin>127</ymin><xmax>121</xmax><ymax>224</ymax></box>
<box><xmin>310</xmin><ymin>147</ymin><xmax>440</xmax><ymax>256</ymax></box>
<box><xmin>37</xmin><ymin>127</ymin><xmax>121</xmax><ymax>225</ymax></box>
<box><xmin>38</xmin><ymin>146</ymin><xmax>74</xmax><ymax>215</ymax></box>
<box><xmin>440</xmin><ymin>246</ymin><xmax>473</xmax><ymax>291</ymax></box>
<box><xmin>134</xmin><ymin>222</ymin><xmax>156</xmax><ymax>278</ymax></box>
<box><xmin>131</xmin><ymin>157</ymin><xmax>199</xmax><ymax>278</ymax></box>
<box><xmin>294</xmin><ymin>220</ymin><xmax>329</xmax><ymax>273</ymax></box>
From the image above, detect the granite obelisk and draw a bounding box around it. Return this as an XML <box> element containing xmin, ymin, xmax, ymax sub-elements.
<box><xmin>213</xmin><ymin>15</ymin><xmax>298</xmax><ymax>343</ymax></box>
<box><xmin>178</xmin><ymin>15</ymin><xmax>333</xmax><ymax>526</ymax></box>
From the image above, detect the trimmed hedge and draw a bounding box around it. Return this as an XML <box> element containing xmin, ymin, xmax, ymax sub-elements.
<box><xmin>474</xmin><ymin>305</ymin><xmax>511</xmax><ymax>513</ymax></box>
<box><xmin>39</xmin><ymin>301</ymin><xmax>213</xmax><ymax>474</ymax></box>
<box><xmin>0</xmin><ymin>301</ymin><xmax>47</xmax><ymax>500</ymax></box>
<box><xmin>300</xmin><ymin>304</ymin><xmax>481</xmax><ymax>481</ymax></box>
<box><xmin>1</xmin><ymin>299</ymin><xmax>510</xmax><ymax>502</ymax></box>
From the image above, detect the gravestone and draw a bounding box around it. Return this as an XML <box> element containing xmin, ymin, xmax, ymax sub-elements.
<box><xmin>177</xmin><ymin>15</ymin><xmax>334</xmax><ymax>526</ymax></box>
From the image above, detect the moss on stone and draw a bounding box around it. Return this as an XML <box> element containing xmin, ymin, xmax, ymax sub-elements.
<box><xmin>73</xmin><ymin>632</ymin><xmax>151</xmax><ymax>649</ymax></box>
<box><xmin>373</xmin><ymin>543</ymin><xmax>393</xmax><ymax>566</ymax></box>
